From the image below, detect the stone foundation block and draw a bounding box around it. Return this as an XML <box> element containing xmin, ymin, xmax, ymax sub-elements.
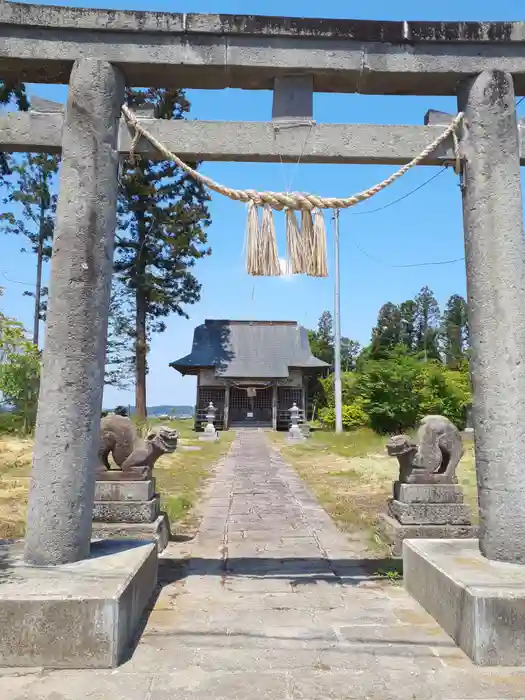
<box><xmin>95</xmin><ymin>479</ymin><xmax>155</xmax><ymax>502</ymax></box>
<box><xmin>93</xmin><ymin>495</ymin><xmax>160</xmax><ymax>523</ymax></box>
<box><xmin>388</xmin><ymin>499</ymin><xmax>471</xmax><ymax>525</ymax></box>
<box><xmin>0</xmin><ymin>539</ymin><xmax>157</xmax><ymax>668</ymax></box>
<box><xmin>377</xmin><ymin>513</ymin><xmax>477</xmax><ymax>557</ymax></box>
<box><xmin>92</xmin><ymin>513</ymin><xmax>171</xmax><ymax>552</ymax></box>
<box><xmin>393</xmin><ymin>482</ymin><xmax>464</xmax><ymax>503</ymax></box>
<box><xmin>404</xmin><ymin>539</ymin><xmax>525</xmax><ymax>666</ymax></box>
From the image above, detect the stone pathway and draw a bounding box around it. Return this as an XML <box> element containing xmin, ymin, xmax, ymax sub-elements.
<box><xmin>3</xmin><ymin>429</ymin><xmax>525</xmax><ymax>698</ymax></box>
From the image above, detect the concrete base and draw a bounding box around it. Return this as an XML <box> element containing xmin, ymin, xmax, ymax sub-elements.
<box><xmin>93</xmin><ymin>495</ymin><xmax>160</xmax><ymax>523</ymax></box>
<box><xmin>404</xmin><ymin>539</ymin><xmax>525</xmax><ymax>666</ymax></box>
<box><xmin>92</xmin><ymin>513</ymin><xmax>171</xmax><ymax>552</ymax></box>
<box><xmin>388</xmin><ymin>499</ymin><xmax>472</xmax><ymax>525</ymax></box>
<box><xmin>0</xmin><ymin>539</ymin><xmax>157</xmax><ymax>668</ymax></box>
<box><xmin>393</xmin><ymin>482</ymin><xmax>464</xmax><ymax>503</ymax></box>
<box><xmin>377</xmin><ymin>512</ymin><xmax>477</xmax><ymax>556</ymax></box>
<box><xmin>95</xmin><ymin>479</ymin><xmax>155</xmax><ymax>501</ymax></box>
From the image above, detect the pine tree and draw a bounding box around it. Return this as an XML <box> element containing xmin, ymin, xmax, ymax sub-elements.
<box><xmin>114</xmin><ymin>88</ymin><xmax>211</xmax><ymax>421</ymax></box>
<box><xmin>309</xmin><ymin>311</ymin><xmax>334</xmax><ymax>365</ymax></box>
<box><xmin>1</xmin><ymin>152</ymin><xmax>60</xmax><ymax>347</ymax></box>
<box><xmin>370</xmin><ymin>302</ymin><xmax>402</xmax><ymax>358</ymax></box>
<box><xmin>414</xmin><ymin>286</ymin><xmax>441</xmax><ymax>360</ymax></box>
<box><xmin>104</xmin><ymin>281</ymin><xmax>135</xmax><ymax>389</ymax></box>
<box><xmin>441</xmin><ymin>294</ymin><xmax>469</xmax><ymax>368</ymax></box>
<box><xmin>340</xmin><ymin>338</ymin><xmax>361</xmax><ymax>372</ymax></box>
<box><xmin>399</xmin><ymin>299</ymin><xmax>417</xmax><ymax>352</ymax></box>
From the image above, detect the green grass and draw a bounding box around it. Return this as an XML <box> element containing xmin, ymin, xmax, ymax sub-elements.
<box><xmin>271</xmin><ymin>427</ymin><xmax>478</xmax><ymax>553</ymax></box>
<box><xmin>129</xmin><ymin>418</ymin><xmax>235</xmax><ymax>533</ymax></box>
<box><xmin>0</xmin><ymin>419</ymin><xmax>234</xmax><ymax>539</ymax></box>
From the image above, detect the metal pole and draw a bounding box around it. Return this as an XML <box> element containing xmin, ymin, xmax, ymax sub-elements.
<box><xmin>333</xmin><ymin>209</ymin><xmax>343</xmax><ymax>434</ymax></box>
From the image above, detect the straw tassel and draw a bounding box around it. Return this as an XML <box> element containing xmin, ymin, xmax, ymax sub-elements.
<box><xmin>300</xmin><ymin>208</ymin><xmax>315</xmax><ymax>276</ymax></box>
<box><xmin>285</xmin><ymin>208</ymin><xmax>306</xmax><ymax>274</ymax></box>
<box><xmin>259</xmin><ymin>204</ymin><xmax>281</xmax><ymax>276</ymax></box>
<box><xmin>311</xmin><ymin>208</ymin><xmax>329</xmax><ymax>277</ymax></box>
<box><xmin>245</xmin><ymin>200</ymin><xmax>261</xmax><ymax>275</ymax></box>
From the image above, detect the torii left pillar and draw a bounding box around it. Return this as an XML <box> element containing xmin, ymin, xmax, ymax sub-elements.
<box><xmin>24</xmin><ymin>59</ymin><xmax>124</xmax><ymax>565</ymax></box>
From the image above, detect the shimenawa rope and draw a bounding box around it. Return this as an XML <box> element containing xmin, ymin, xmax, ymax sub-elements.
<box><xmin>121</xmin><ymin>104</ymin><xmax>463</xmax><ymax>277</ymax></box>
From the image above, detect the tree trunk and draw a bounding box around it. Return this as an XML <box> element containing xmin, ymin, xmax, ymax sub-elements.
<box><xmin>33</xmin><ymin>238</ymin><xmax>43</xmax><ymax>347</ymax></box>
<box><xmin>135</xmin><ymin>290</ymin><xmax>147</xmax><ymax>423</ymax></box>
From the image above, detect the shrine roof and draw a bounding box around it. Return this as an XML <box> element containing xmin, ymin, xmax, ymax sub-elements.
<box><xmin>169</xmin><ymin>319</ymin><xmax>329</xmax><ymax>378</ymax></box>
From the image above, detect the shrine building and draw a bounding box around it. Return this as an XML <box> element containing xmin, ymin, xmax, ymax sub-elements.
<box><xmin>169</xmin><ymin>319</ymin><xmax>329</xmax><ymax>430</ymax></box>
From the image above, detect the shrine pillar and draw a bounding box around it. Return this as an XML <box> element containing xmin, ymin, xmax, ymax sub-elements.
<box><xmin>458</xmin><ymin>70</ymin><xmax>525</xmax><ymax>564</ymax></box>
<box><xmin>24</xmin><ymin>59</ymin><xmax>124</xmax><ymax>565</ymax></box>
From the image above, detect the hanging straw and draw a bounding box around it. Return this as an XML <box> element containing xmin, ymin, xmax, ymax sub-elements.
<box><xmin>245</xmin><ymin>201</ymin><xmax>261</xmax><ymax>275</ymax></box>
<box><xmin>310</xmin><ymin>208</ymin><xmax>329</xmax><ymax>277</ymax></box>
<box><xmin>285</xmin><ymin>208</ymin><xmax>306</xmax><ymax>274</ymax></box>
<box><xmin>259</xmin><ymin>204</ymin><xmax>281</xmax><ymax>276</ymax></box>
<box><xmin>300</xmin><ymin>208</ymin><xmax>315</xmax><ymax>274</ymax></box>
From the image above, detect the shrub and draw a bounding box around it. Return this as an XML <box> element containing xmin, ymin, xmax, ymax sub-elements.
<box><xmin>352</xmin><ymin>356</ymin><xmax>471</xmax><ymax>433</ymax></box>
<box><xmin>318</xmin><ymin>402</ymin><xmax>368</xmax><ymax>430</ymax></box>
<box><xmin>319</xmin><ymin>372</ymin><xmax>358</xmax><ymax>408</ymax></box>
<box><xmin>0</xmin><ymin>411</ymin><xmax>25</xmax><ymax>435</ymax></box>
<box><xmin>353</xmin><ymin>356</ymin><xmax>422</xmax><ymax>433</ymax></box>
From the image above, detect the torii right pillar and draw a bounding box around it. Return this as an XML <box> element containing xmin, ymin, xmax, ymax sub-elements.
<box><xmin>458</xmin><ymin>70</ymin><xmax>525</xmax><ymax>566</ymax></box>
<box><xmin>404</xmin><ymin>71</ymin><xmax>525</xmax><ymax>666</ymax></box>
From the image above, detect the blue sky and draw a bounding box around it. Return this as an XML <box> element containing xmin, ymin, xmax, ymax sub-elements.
<box><xmin>2</xmin><ymin>0</ymin><xmax>524</xmax><ymax>408</ymax></box>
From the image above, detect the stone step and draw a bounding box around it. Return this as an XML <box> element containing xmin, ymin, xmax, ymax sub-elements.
<box><xmin>92</xmin><ymin>514</ymin><xmax>171</xmax><ymax>552</ymax></box>
<box><xmin>93</xmin><ymin>495</ymin><xmax>160</xmax><ymax>524</ymax></box>
<box><xmin>388</xmin><ymin>499</ymin><xmax>472</xmax><ymax>525</ymax></box>
<box><xmin>393</xmin><ymin>482</ymin><xmax>464</xmax><ymax>504</ymax></box>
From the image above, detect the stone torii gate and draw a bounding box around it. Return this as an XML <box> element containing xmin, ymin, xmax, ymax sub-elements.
<box><xmin>2</xmin><ymin>2</ymin><xmax>525</xmax><ymax>666</ymax></box>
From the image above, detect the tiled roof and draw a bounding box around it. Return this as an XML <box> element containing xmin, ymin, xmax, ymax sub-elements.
<box><xmin>169</xmin><ymin>319</ymin><xmax>329</xmax><ymax>378</ymax></box>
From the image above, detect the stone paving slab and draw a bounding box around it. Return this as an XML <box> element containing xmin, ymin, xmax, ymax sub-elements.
<box><xmin>2</xmin><ymin>429</ymin><xmax>525</xmax><ymax>698</ymax></box>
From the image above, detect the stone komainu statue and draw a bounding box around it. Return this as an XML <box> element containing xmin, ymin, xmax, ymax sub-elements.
<box><xmin>386</xmin><ymin>414</ymin><xmax>464</xmax><ymax>484</ymax></box>
<box><xmin>98</xmin><ymin>414</ymin><xmax>178</xmax><ymax>476</ymax></box>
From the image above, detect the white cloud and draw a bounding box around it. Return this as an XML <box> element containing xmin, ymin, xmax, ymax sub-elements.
<box><xmin>278</xmin><ymin>257</ymin><xmax>293</xmax><ymax>280</ymax></box>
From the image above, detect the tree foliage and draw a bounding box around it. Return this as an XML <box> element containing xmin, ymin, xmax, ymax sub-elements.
<box><xmin>309</xmin><ymin>289</ymin><xmax>472</xmax><ymax>433</ymax></box>
<box><xmin>0</xmin><ymin>304</ymin><xmax>40</xmax><ymax>434</ymax></box>
<box><xmin>113</xmin><ymin>87</ymin><xmax>212</xmax><ymax>421</ymax></box>
<box><xmin>441</xmin><ymin>294</ymin><xmax>469</xmax><ymax>368</ymax></box>
<box><xmin>370</xmin><ymin>302</ymin><xmax>402</xmax><ymax>358</ymax></box>
<box><xmin>0</xmin><ymin>81</ymin><xmax>29</xmax><ymax>179</ymax></box>
<box><xmin>1</xmin><ymin>153</ymin><xmax>60</xmax><ymax>346</ymax></box>
<box><xmin>104</xmin><ymin>281</ymin><xmax>135</xmax><ymax>389</ymax></box>
<box><xmin>308</xmin><ymin>310</ymin><xmax>360</xmax><ymax>370</ymax></box>
<box><xmin>414</xmin><ymin>285</ymin><xmax>441</xmax><ymax>359</ymax></box>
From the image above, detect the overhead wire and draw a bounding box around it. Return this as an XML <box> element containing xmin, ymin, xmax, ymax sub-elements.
<box><xmin>1</xmin><ymin>271</ymin><xmax>34</xmax><ymax>287</ymax></box>
<box><xmin>349</xmin><ymin>167</ymin><xmax>447</xmax><ymax>216</ymax></box>
<box><xmin>346</xmin><ymin>166</ymin><xmax>465</xmax><ymax>268</ymax></box>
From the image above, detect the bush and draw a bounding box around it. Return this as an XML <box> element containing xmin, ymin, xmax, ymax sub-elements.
<box><xmin>318</xmin><ymin>402</ymin><xmax>368</xmax><ymax>430</ymax></box>
<box><xmin>0</xmin><ymin>313</ymin><xmax>41</xmax><ymax>434</ymax></box>
<box><xmin>353</xmin><ymin>356</ymin><xmax>422</xmax><ymax>433</ymax></box>
<box><xmin>0</xmin><ymin>411</ymin><xmax>25</xmax><ymax>435</ymax></box>
<box><xmin>319</xmin><ymin>372</ymin><xmax>358</xmax><ymax>408</ymax></box>
<box><xmin>415</xmin><ymin>362</ymin><xmax>470</xmax><ymax>430</ymax></box>
<box><xmin>352</xmin><ymin>356</ymin><xmax>471</xmax><ymax>433</ymax></box>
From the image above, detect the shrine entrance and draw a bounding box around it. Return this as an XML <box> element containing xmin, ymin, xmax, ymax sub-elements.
<box><xmin>229</xmin><ymin>385</ymin><xmax>273</xmax><ymax>427</ymax></box>
<box><xmin>3</xmin><ymin>3</ymin><xmax>525</xmax><ymax>580</ymax></box>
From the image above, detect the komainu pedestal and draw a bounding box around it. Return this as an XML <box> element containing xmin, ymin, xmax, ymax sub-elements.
<box><xmin>92</xmin><ymin>473</ymin><xmax>171</xmax><ymax>552</ymax></box>
<box><xmin>377</xmin><ymin>415</ymin><xmax>477</xmax><ymax>556</ymax></box>
<box><xmin>93</xmin><ymin>417</ymin><xmax>178</xmax><ymax>552</ymax></box>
